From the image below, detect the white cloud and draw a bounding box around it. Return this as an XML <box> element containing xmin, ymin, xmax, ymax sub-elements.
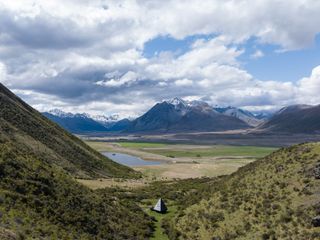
<box><xmin>175</xmin><ymin>78</ymin><xmax>193</xmax><ymax>86</ymax></box>
<box><xmin>97</xmin><ymin>71</ymin><xmax>139</xmax><ymax>87</ymax></box>
<box><xmin>179</xmin><ymin>37</ymin><xmax>242</xmax><ymax>67</ymax></box>
<box><xmin>297</xmin><ymin>65</ymin><xmax>320</xmax><ymax>104</ymax></box>
<box><xmin>1</xmin><ymin>0</ymin><xmax>319</xmax><ymax>51</ymax></box>
<box><xmin>1</xmin><ymin>0</ymin><xmax>320</xmax><ymax>116</ymax></box>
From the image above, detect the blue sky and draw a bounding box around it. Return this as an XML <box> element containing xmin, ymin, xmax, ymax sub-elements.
<box><xmin>1</xmin><ymin>0</ymin><xmax>320</xmax><ymax>117</ymax></box>
<box><xmin>143</xmin><ymin>34</ymin><xmax>216</xmax><ymax>58</ymax></box>
<box><xmin>240</xmin><ymin>35</ymin><xmax>320</xmax><ymax>82</ymax></box>
<box><xmin>144</xmin><ymin>34</ymin><xmax>320</xmax><ymax>83</ymax></box>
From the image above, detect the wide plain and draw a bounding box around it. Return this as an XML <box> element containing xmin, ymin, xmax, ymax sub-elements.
<box><xmin>85</xmin><ymin>140</ymin><xmax>277</xmax><ymax>183</ymax></box>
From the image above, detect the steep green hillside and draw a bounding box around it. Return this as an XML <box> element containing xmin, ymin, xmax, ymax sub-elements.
<box><xmin>166</xmin><ymin>143</ymin><xmax>320</xmax><ymax>239</ymax></box>
<box><xmin>0</xmin><ymin>129</ymin><xmax>152</xmax><ymax>239</ymax></box>
<box><xmin>0</xmin><ymin>84</ymin><xmax>151</xmax><ymax>238</ymax></box>
<box><xmin>0</xmin><ymin>83</ymin><xmax>137</xmax><ymax>179</ymax></box>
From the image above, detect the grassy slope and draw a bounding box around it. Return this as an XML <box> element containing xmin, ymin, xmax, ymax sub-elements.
<box><xmin>169</xmin><ymin>143</ymin><xmax>320</xmax><ymax>239</ymax></box>
<box><xmin>131</xmin><ymin>178</ymin><xmax>223</xmax><ymax>239</ymax></box>
<box><xmin>0</xmin><ymin>84</ymin><xmax>152</xmax><ymax>239</ymax></box>
<box><xmin>0</xmin><ymin>83</ymin><xmax>137</xmax><ymax>179</ymax></box>
<box><xmin>0</xmin><ymin>130</ymin><xmax>152</xmax><ymax>239</ymax></box>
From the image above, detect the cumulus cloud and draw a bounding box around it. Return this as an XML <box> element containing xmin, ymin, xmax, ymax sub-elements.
<box><xmin>175</xmin><ymin>79</ymin><xmax>193</xmax><ymax>86</ymax></box>
<box><xmin>0</xmin><ymin>0</ymin><xmax>320</xmax><ymax>116</ymax></box>
<box><xmin>96</xmin><ymin>71</ymin><xmax>139</xmax><ymax>87</ymax></box>
<box><xmin>1</xmin><ymin>0</ymin><xmax>319</xmax><ymax>51</ymax></box>
<box><xmin>296</xmin><ymin>66</ymin><xmax>320</xmax><ymax>104</ymax></box>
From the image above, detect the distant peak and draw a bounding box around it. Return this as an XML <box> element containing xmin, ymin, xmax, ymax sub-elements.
<box><xmin>277</xmin><ymin>104</ymin><xmax>313</xmax><ymax>115</ymax></box>
<box><xmin>90</xmin><ymin>114</ymin><xmax>120</xmax><ymax>123</ymax></box>
<box><xmin>46</xmin><ymin>109</ymin><xmax>122</xmax><ymax>122</ymax></box>
<box><xmin>48</xmin><ymin>108</ymin><xmax>65</xmax><ymax>115</ymax></box>
<box><xmin>48</xmin><ymin>109</ymin><xmax>90</xmax><ymax>119</ymax></box>
<box><xmin>166</xmin><ymin>97</ymin><xmax>187</xmax><ymax>106</ymax></box>
<box><xmin>48</xmin><ymin>109</ymin><xmax>73</xmax><ymax>118</ymax></box>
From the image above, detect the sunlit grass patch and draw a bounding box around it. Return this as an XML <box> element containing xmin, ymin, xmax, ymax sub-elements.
<box><xmin>144</xmin><ymin>145</ymin><xmax>277</xmax><ymax>158</ymax></box>
<box><xmin>140</xmin><ymin>200</ymin><xmax>178</xmax><ymax>240</ymax></box>
<box><xmin>118</xmin><ymin>141</ymin><xmax>170</xmax><ymax>148</ymax></box>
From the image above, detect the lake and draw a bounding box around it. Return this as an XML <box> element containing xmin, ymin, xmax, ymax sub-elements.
<box><xmin>102</xmin><ymin>152</ymin><xmax>163</xmax><ymax>167</ymax></box>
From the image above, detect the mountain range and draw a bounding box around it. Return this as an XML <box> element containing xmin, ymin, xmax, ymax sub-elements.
<box><xmin>43</xmin><ymin>109</ymin><xmax>131</xmax><ymax>133</ymax></box>
<box><xmin>42</xmin><ymin>98</ymin><xmax>320</xmax><ymax>134</ymax></box>
<box><xmin>43</xmin><ymin>98</ymin><xmax>268</xmax><ymax>134</ymax></box>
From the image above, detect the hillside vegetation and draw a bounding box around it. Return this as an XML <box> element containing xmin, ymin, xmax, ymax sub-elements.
<box><xmin>162</xmin><ymin>143</ymin><xmax>320</xmax><ymax>239</ymax></box>
<box><xmin>128</xmin><ymin>143</ymin><xmax>320</xmax><ymax>239</ymax></box>
<box><xmin>0</xmin><ymin>83</ymin><xmax>137</xmax><ymax>179</ymax></box>
<box><xmin>0</xmin><ymin>83</ymin><xmax>152</xmax><ymax>239</ymax></box>
<box><xmin>0</xmin><ymin>131</ymin><xmax>152</xmax><ymax>239</ymax></box>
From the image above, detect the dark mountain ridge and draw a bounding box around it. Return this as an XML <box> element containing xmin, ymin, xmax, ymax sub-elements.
<box><xmin>260</xmin><ymin>104</ymin><xmax>320</xmax><ymax>133</ymax></box>
<box><xmin>126</xmin><ymin>99</ymin><xmax>250</xmax><ymax>133</ymax></box>
<box><xmin>126</xmin><ymin>102</ymin><xmax>186</xmax><ymax>132</ymax></box>
<box><xmin>43</xmin><ymin>111</ymin><xmax>109</xmax><ymax>133</ymax></box>
<box><xmin>42</xmin><ymin>110</ymin><xmax>130</xmax><ymax>133</ymax></box>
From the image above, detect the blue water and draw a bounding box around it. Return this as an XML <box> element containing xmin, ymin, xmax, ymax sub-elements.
<box><xmin>102</xmin><ymin>152</ymin><xmax>163</xmax><ymax>167</ymax></box>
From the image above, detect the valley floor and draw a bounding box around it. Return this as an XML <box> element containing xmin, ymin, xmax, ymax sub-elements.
<box><xmin>81</xmin><ymin>140</ymin><xmax>276</xmax><ymax>187</ymax></box>
<box><xmin>82</xmin><ymin>131</ymin><xmax>320</xmax><ymax>147</ymax></box>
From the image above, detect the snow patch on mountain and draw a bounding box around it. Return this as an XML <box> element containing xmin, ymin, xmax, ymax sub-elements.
<box><xmin>166</xmin><ymin>97</ymin><xmax>188</xmax><ymax>107</ymax></box>
<box><xmin>47</xmin><ymin>109</ymin><xmax>121</xmax><ymax>123</ymax></box>
<box><xmin>91</xmin><ymin>114</ymin><xmax>120</xmax><ymax>123</ymax></box>
<box><xmin>48</xmin><ymin>109</ymin><xmax>74</xmax><ymax>118</ymax></box>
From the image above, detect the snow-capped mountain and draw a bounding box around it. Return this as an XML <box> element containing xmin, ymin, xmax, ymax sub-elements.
<box><xmin>90</xmin><ymin>114</ymin><xmax>121</xmax><ymax>128</ymax></box>
<box><xmin>252</xmin><ymin>112</ymin><xmax>273</xmax><ymax>120</ymax></box>
<box><xmin>165</xmin><ymin>97</ymin><xmax>189</xmax><ymax>114</ymax></box>
<box><xmin>165</xmin><ymin>98</ymin><xmax>216</xmax><ymax>114</ymax></box>
<box><xmin>214</xmin><ymin>106</ymin><xmax>264</xmax><ymax>127</ymax></box>
<box><xmin>43</xmin><ymin>110</ymin><xmax>108</xmax><ymax>133</ymax></box>
<box><xmin>48</xmin><ymin>109</ymin><xmax>75</xmax><ymax>118</ymax></box>
<box><xmin>90</xmin><ymin>114</ymin><xmax>120</xmax><ymax>123</ymax></box>
<box><xmin>48</xmin><ymin>109</ymin><xmax>120</xmax><ymax>123</ymax></box>
<box><xmin>43</xmin><ymin>99</ymin><xmax>276</xmax><ymax>134</ymax></box>
<box><xmin>126</xmin><ymin>98</ymin><xmax>251</xmax><ymax>133</ymax></box>
<box><xmin>165</xmin><ymin>97</ymin><xmax>210</xmax><ymax>109</ymax></box>
<box><xmin>166</xmin><ymin>97</ymin><xmax>188</xmax><ymax>107</ymax></box>
<box><xmin>43</xmin><ymin>109</ymin><xmax>130</xmax><ymax>133</ymax></box>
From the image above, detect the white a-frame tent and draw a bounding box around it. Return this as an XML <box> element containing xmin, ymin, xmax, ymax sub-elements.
<box><xmin>152</xmin><ymin>198</ymin><xmax>167</xmax><ymax>213</ymax></box>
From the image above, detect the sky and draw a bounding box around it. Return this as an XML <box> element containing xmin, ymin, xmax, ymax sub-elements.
<box><xmin>0</xmin><ymin>0</ymin><xmax>320</xmax><ymax>118</ymax></box>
